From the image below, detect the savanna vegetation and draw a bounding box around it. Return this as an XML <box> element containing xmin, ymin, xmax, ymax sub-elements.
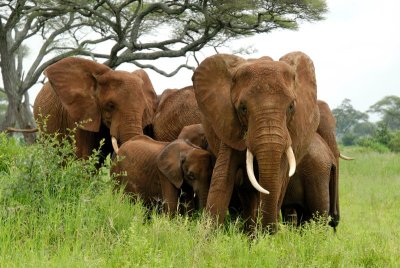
<box><xmin>1</xmin><ymin>132</ymin><xmax>399</xmax><ymax>267</ymax></box>
<box><xmin>334</xmin><ymin>96</ymin><xmax>400</xmax><ymax>153</ymax></box>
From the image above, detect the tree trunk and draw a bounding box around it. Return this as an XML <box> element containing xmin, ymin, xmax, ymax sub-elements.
<box><xmin>0</xmin><ymin>92</ymin><xmax>36</xmax><ymax>144</ymax></box>
<box><xmin>0</xmin><ymin>30</ymin><xmax>36</xmax><ymax>144</ymax></box>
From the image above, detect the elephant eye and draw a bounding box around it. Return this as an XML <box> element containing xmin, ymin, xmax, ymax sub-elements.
<box><xmin>107</xmin><ymin>102</ymin><xmax>115</xmax><ymax>111</ymax></box>
<box><xmin>239</xmin><ymin>103</ymin><xmax>247</xmax><ymax>115</ymax></box>
<box><xmin>288</xmin><ymin>101</ymin><xmax>295</xmax><ymax>114</ymax></box>
<box><xmin>186</xmin><ymin>171</ymin><xmax>195</xmax><ymax>180</ymax></box>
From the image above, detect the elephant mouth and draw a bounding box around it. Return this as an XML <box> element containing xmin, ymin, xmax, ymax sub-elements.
<box><xmin>111</xmin><ymin>136</ymin><xmax>119</xmax><ymax>154</ymax></box>
<box><xmin>245</xmin><ymin>146</ymin><xmax>296</xmax><ymax>194</ymax></box>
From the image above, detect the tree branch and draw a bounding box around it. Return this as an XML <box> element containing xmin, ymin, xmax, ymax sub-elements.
<box><xmin>131</xmin><ymin>61</ymin><xmax>194</xmax><ymax>77</ymax></box>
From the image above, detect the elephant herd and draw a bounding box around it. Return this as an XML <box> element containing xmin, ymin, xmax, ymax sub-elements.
<box><xmin>33</xmin><ymin>51</ymin><xmax>350</xmax><ymax>234</ymax></box>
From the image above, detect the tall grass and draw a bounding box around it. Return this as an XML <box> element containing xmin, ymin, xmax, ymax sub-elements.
<box><xmin>0</xmin><ymin>133</ymin><xmax>399</xmax><ymax>267</ymax></box>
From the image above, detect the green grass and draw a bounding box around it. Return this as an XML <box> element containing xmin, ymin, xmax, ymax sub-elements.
<box><xmin>1</xmin><ymin>133</ymin><xmax>399</xmax><ymax>267</ymax></box>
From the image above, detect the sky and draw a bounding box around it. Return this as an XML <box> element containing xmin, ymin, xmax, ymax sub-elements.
<box><xmin>26</xmin><ymin>0</ymin><xmax>400</xmax><ymax>116</ymax></box>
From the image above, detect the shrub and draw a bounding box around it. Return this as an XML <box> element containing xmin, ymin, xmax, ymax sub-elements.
<box><xmin>0</xmin><ymin>133</ymin><xmax>23</xmax><ymax>173</ymax></box>
<box><xmin>388</xmin><ymin>130</ymin><xmax>400</xmax><ymax>152</ymax></box>
<box><xmin>356</xmin><ymin>137</ymin><xmax>390</xmax><ymax>153</ymax></box>
<box><xmin>341</xmin><ymin>132</ymin><xmax>357</xmax><ymax>146</ymax></box>
<box><xmin>0</xmin><ymin>129</ymin><xmax>115</xmax><ymax>219</ymax></box>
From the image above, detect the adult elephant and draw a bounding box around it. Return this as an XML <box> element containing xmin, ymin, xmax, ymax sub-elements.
<box><xmin>192</xmin><ymin>51</ymin><xmax>320</xmax><ymax>233</ymax></box>
<box><xmin>111</xmin><ymin>135</ymin><xmax>213</xmax><ymax>214</ymax></box>
<box><xmin>282</xmin><ymin>132</ymin><xmax>338</xmax><ymax>230</ymax></box>
<box><xmin>34</xmin><ymin>57</ymin><xmax>158</xmax><ymax>158</ymax></box>
<box><xmin>152</xmin><ymin>86</ymin><xmax>201</xmax><ymax>142</ymax></box>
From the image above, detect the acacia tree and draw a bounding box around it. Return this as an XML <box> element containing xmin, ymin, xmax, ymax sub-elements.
<box><xmin>0</xmin><ymin>0</ymin><xmax>327</xmax><ymax>142</ymax></box>
<box><xmin>368</xmin><ymin>95</ymin><xmax>400</xmax><ymax>131</ymax></box>
<box><xmin>332</xmin><ymin>98</ymin><xmax>369</xmax><ymax>137</ymax></box>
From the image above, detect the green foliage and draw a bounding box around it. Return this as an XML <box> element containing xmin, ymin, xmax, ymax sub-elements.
<box><xmin>341</xmin><ymin>132</ymin><xmax>357</xmax><ymax>146</ymax></box>
<box><xmin>332</xmin><ymin>98</ymin><xmax>369</xmax><ymax>137</ymax></box>
<box><xmin>1</xmin><ymin>138</ymin><xmax>400</xmax><ymax>266</ymax></box>
<box><xmin>374</xmin><ymin>122</ymin><xmax>392</xmax><ymax>146</ymax></box>
<box><xmin>368</xmin><ymin>95</ymin><xmax>400</xmax><ymax>130</ymax></box>
<box><xmin>388</xmin><ymin>130</ymin><xmax>400</xmax><ymax>152</ymax></box>
<box><xmin>334</xmin><ymin>97</ymin><xmax>400</xmax><ymax>153</ymax></box>
<box><xmin>356</xmin><ymin>137</ymin><xmax>390</xmax><ymax>153</ymax></box>
<box><xmin>0</xmin><ymin>133</ymin><xmax>23</xmax><ymax>173</ymax></box>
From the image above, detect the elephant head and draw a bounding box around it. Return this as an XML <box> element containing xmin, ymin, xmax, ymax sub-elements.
<box><xmin>192</xmin><ymin>52</ymin><xmax>320</xmax><ymax>231</ymax></box>
<box><xmin>42</xmin><ymin>57</ymin><xmax>157</xmax><ymax>148</ymax></box>
<box><xmin>157</xmin><ymin>140</ymin><xmax>213</xmax><ymax>210</ymax></box>
<box><xmin>178</xmin><ymin>124</ymin><xmax>209</xmax><ymax>151</ymax></box>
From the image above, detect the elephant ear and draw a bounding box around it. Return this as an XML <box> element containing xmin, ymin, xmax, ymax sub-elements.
<box><xmin>44</xmin><ymin>57</ymin><xmax>111</xmax><ymax>132</ymax></box>
<box><xmin>192</xmin><ymin>54</ymin><xmax>247</xmax><ymax>151</ymax></box>
<box><xmin>279</xmin><ymin>51</ymin><xmax>320</xmax><ymax>154</ymax></box>
<box><xmin>132</xmin><ymin>69</ymin><xmax>158</xmax><ymax>128</ymax></box>
<box><xmin>157</xmin><ymin>140</ymin><xmax>185</xmax><ymax>189</ymax></box>
<box><xmin>279</xmin><ymin>51</ymin><xmax>317</xmax><ymax>94</ymax></box>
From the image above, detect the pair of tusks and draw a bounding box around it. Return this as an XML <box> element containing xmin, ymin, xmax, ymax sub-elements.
<box><xmin>246</xmin><ymin>147</ymin><xmax>296</xmax><ymax>195</ymax></box>
<box><xmin>112</xmin><ymin>136</ymin><xmax>119</xmax><ymax>154</ymax></box>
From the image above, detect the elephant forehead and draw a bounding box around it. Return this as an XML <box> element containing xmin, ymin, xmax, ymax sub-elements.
<box><xmin>236</xmin><ymin>61</ymin><xmax>292</xmax><ymax>81</ymax></box>
<box><xmin>235</xmin><ymin>63</ymin><xmax>295</xmax><ymax>98</ymax></box>
<box><xmin>234</xmin><ymin>62</ymin><xmax>294</xmax><ymax>92</ymax></box>
<box><xmin>98</xmin><ymin>70</ymin><xmax>142</xmax><ymax>88</ymax></box>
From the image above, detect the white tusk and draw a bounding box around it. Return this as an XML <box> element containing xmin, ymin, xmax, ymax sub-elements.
<box><xmin>286</xmin><ymin>146</ymin><xmax>296</xmax><ymax>177</ymax></box>
<box><xmin>111</xmin><ymin>136</ymin><xmax>119</xmax><ymax>154</ymax></box>
<box><xmin>246</xmin><ymin>149</ymin><xmax>270</xmax><ymax>195</ymax></box>
<box><xmin>340</xmin><ymin>153</ymin><xmax>354</xmax><ymax>160</ymax></box>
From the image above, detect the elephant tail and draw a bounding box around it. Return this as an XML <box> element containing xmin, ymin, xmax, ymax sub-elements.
<box><xmin>328</xmin><ymin>163</ymin><xmax>340</xmax><ymax>232</ymax></box>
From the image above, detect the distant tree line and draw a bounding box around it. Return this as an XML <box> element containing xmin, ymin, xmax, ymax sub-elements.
<box><xmin>332</xmin><ymin>95</ymin><xmax>400</xmax><ymax>152</ymax></box>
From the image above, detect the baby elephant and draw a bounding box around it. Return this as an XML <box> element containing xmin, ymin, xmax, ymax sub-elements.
<box><xmin>111</xmin><ymin>135</ymin><xmax>213</xmax><ymax>214</ymax></box>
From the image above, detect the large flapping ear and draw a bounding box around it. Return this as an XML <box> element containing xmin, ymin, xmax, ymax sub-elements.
<box><xmin>279</xmin><ymin>51</ymin><xmax>320</xmax><ymax>151</ymax></box>
<box><xmin>157</xmin><ymin>141</ymin><xmax>185</xmax><ymax>189</ymax></box>
<box><xmin>192</xmin><ymin>54</ymin><xmax>247</xmax><ymax>151</ymax></box>
<box><xmin>44</xmin><ymin>57</ymin><xmax>111</xmax><ymax>132</ymax></box>
<box><xmin>132</xmin><ymin>69</ymin><xmax>158</xmax><ymax>128</ymax></box>
<box><xmin>279</xmin><ymin>51</ymin><xmax>317</xmax><ymax>100</ymax></box>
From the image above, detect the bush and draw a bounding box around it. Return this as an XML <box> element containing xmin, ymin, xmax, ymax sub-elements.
<box><xmin>388</xmin><ymin>130</ymin><xmax>400</xmax><ymax>152</ymax></box>
<box><xmin>356</xmin><ymin>137</ymin><xmax>390</xmax><ymax>153</ymax></box>
<box><xmin>0</xmin><ymin>133</ymin><xmax>24</xmax><ymax>173</ymax></box>
<box><xmin>341</xmin><ymin>132</ymin><xmax>357</xmax><ymax>146</ymax></box>
<box><xmin>0</xmin><ymin>129</ymin><xmax>115</xmax><ymax>220</ymax></box>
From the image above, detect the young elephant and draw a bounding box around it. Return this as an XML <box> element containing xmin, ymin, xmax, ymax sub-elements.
<box><xmin>111</xmin><ymin>135</ymin><xmax>213</xmax><ymax>214</ymax></box>
<box><xmin>281</xmin><ymin>133</ymin><xmax>339</xmax><ymax>230</ymax></box>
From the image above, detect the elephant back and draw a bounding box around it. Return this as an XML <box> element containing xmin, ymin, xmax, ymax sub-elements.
<box><xmin>153</xmin><ymin>86</ymin><xmax>201</xmax><ymax>142</ymax></box>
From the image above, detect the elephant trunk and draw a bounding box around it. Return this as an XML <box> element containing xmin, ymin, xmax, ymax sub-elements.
<box><xmin>247</xmin><ymin>115</ymin><xmax>292</xmax><ymax>233</ymax></box>
<box><xmin>197</xmin><ymin>189</ymin><xmax>209</xmax><ymax>210</ymax></box>
<box><xmin>255</xmin><ymin>148</ymin><xmax>285</xmax><ymax>233</ymax></box>
<box><xmin>111</xmin><ymin>111</ymin><xmax>144</xmax><ymax>146</ymax></box>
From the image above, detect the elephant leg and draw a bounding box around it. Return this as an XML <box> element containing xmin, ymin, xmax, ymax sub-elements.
<box><xmin>304</xmin><ymin>171</ymin><xmax>330</xmax><ymax>223</ymax></box>
<box><xmin>329</xmin><ymin>164</ymin><xmax>340</xmax><ymax>230</ymax></box>
<box><xmin>239</xmin><ymin>189</ymin><xmax>259</xmax><ymax>233</ymax></box>
<box><xmin>206</xmin><ymin>143</ymin><xmax>240</xmax><ymax>224</ymax></box>
<box><xmin>159</xmin><ymin>175</ymin><xmax>179</xmax><ymax>215</ymax></box>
